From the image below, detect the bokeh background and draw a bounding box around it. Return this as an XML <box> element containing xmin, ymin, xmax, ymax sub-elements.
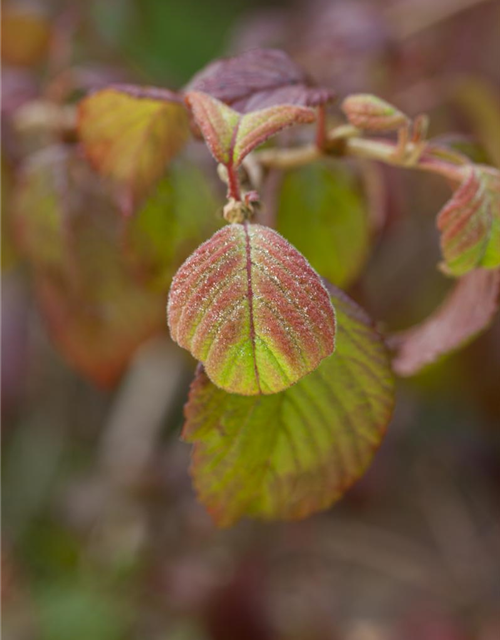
<box><xmin>2</xmin><ymin>0</ymin><xmax>500</xmax><ymax>638</ymax></box>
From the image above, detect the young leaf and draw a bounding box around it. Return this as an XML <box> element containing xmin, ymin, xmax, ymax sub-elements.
<box><xmin>78</xmin><ymin>85</ymin><xmax>190</xmax><ymax>204</ymax></box>
<box><xmin>391</xmin><ymin>268</ymin><xmax>500</xmax><ymax>376</ymax></box>
<box><xmin>341</xmin><ymin>94</ymin><xmax>408</xmax><ymax>132</ymax></box>
<box><xmin>185</xmin><ymin>91</ymin><xmax>316</xmax><ymax>170</ymax></box>
<box><xmin>277</xmin><ymin>162</ymin><xmax>370</xmax><ymax>287</ymax></box>
<box><xmin>183</xmin><ymin>284</ymin><xmax>395</xmax><ymax>526</ymax></box>
<box><xmin>168</xmin><ymin>223</ymin><xmax>336</xmax><ymax>395</ymax></box>
<box><xmin>185</xmin><ymin>48</ymin><xmax>335</xmax><ymax>113</ymax></box>
<box><xmin>437</xmin><ymin>165</ymin><xmax>500</xmax><ymax>276</ymax></box>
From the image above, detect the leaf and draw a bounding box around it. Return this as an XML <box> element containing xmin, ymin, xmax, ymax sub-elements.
<box><xmin>391</xmin><ymin>268</ymin><xmax>500</xmax><ymax>376</ymax></box>
<box><xmin>1</xmin><ymin>5</ymin><xmax>51</xmax><ymax>67</ymax></box>
<box><xmin>185</xmin><ymin>91</ymin><xmax>316</xmax><ymax>169</ymax></box>
<box><xmin>12</xmin><ymin>147</ymin><xmax>82</xmax><ymax>270</ymax></box>
<box><xmin>13</xmin><ymin>145</ymin><xmax>166</xmax><ymax>387</ymax></box>
<box><xmin>341</xmin><ymin>94</ymin><xmax>408</xmax><ymax>132</ymax></box>
<box><xmin>183</xmin><ymin>283</ymin><xmax>395</xmax><ymax>526</ymax></box>
<box><xmin>77</xmin><ymin>85</ymin><xmax>190</xmax><ymax>204</ymax></box>
<box><xmin>125</xmin><ymin>162</ymin><xmax>222</xmax><ymax>290</ymax></box>
<box><xmin>168</xmin><ymin>223</ymin><xmax>336</xmax><ymax>395</ymax></box>
<box><xmin>185</xmin><ymin>48</ymin><xmax>335</xmax><ymax>113</ymax></box>
<box><xmin>36</xmin><ymin>266</ymin><xmax>165</xmax><ymax>389</ymax></box>
<box><xmin>437</xmin><ymin>165</ymin><xmax>500</xmax><ymax>276</ymax></box>
<box><xmin>276</xmin><ymin>162</ymin><xmax>370</xmax><ymax>287</ymax></box>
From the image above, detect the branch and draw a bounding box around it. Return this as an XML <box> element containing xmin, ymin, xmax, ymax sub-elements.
<box><xmin>254</xmin><ymin>129</ymin><xmax>467</xmax><ymax>184</ymax></box>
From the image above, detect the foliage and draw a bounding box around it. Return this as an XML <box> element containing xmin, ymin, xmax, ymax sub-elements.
<box><xmin>3</xmin><ymin>0</ymin><xmax>500</xmax><ymax>533</ymax></box>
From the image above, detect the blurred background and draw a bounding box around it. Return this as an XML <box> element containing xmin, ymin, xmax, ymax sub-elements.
<box><xmin>2</xmin><ymin>0</ymin><xmax>500</xmax><ymax>638</ymax></box>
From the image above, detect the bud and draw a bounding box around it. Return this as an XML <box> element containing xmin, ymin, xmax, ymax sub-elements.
<box><xmin>341</xmin><ymin>94</ymin><xmax>409</xmax><ymax>132</ymax></box>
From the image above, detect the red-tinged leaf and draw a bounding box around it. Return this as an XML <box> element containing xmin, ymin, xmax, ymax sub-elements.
<box><xmin>437</xmin><ymin>165</ymin><xmax>500</xmax><ymax>276</ymax></box>
<box><xmin>185</xmin><ymin>91</ymin><xmax>315</xmax><ymax>169</ymax></box>
<box><xmin>12</xmin><ymin>145</ymin><xmax>166</xmax><ymax>387</ymax></box>
<box><xmin>391</xmin><ymin>268</ymin><xmax>500</xmax><ymax>376</ymax></box>
<box><xmin>168</xmin><ymin>223</ymin><xmax>335</xmax><ymax>395</ymax></box>
<box><xmin>35</xmin><ymin>270</ymin><xmax>165</xmax><ymax>388</ymax></box>
<box><xmin>183</xmin><ymin>284</ymin><xmax>395</xmax><ymax>526</ymax></box>
<box><xmin>185</xmin><ymin>48</ymin><xmax>335</xmax><ymax>113</ymax></box>
<box><xmin>12</xmin><ymin>146</ymin><xmax>105</xmax><ymax>270</ymax></box>
<box><xmin>341</xmin><ymin>94</ymin><xmax>408</xmax><ymax>132</ymax></box>
<box><xmin>77</xmin><ymin>85</ymin><xmax>190</xmax><ymax>203</ymax></box>
<box><xmin>1</xmin><ymin>5</ymin><xmax>51</xmax><ymax>67</ymax></box>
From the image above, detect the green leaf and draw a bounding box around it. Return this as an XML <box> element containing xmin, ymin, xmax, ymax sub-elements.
<box><xmin>78</xmin><ymin>85</ymin><xmax>190</xmax><ymax>203</ymax></box>
<box><xmin>183</xmin><ymin>283</ymin><xmax>395</xmax><ymax>526</ymax></box>
<box><xmin>185</xmin><ymin>91</ymin><xmax>316</xmax><ymax>169</ymax></box>
<box><xmin>125</xmin><ymin>162</ymin><xmax>222</xmax><ymax>290</ymax></box>
<box><xmin>168</xmin><ymin>223</ymin><xmax>336</xmax><ymax>395</ymax></box>
<box><xmin>12</xmin><ymin>147</ymin><xmax>73</xmax><ymax>270</ymax></box>
<box><xmin>277</xmin><ymin>162</ymin><xmax>370</xmax><ymax>287</ymax></box>
<box><xmin>437</xmin><ymin>165</ymin><xmax>500</xmax><ymax>276</ymax></box>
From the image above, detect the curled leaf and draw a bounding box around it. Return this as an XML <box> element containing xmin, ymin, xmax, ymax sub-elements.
<box><xmin>341</xmin><ymin>94</ymin><xmax>408</xmax><ymax>132</ymax></box>
<box><xmin>185</xmin><ymin>91</ymin><xmax>316</xmax><ymax>169</ymax></box>
<box><xmin>168</xmin><ymin>223</ymin><xmax>336</xmax><ymax>395</ymax></box>
<box><xmin>186</xmin><ymin>48</ymin><xmax>335</xmax><ymax>113</ymax></box>
<box><xmin>78</xmin><ymin>85</ymin><xmax>190</xmax><ymax>204</ymax></box>
<box><xmin>183</xmin><ymin>284</ymin><xmax>395</xmax><ymax>526</ymax></box>
<box><xmin>391</xmin><ymin>268</ymin><xmax>500</xmax><ymax>376</ymax></box>
<box><xmin>437</xmin><ymin>165</ymin><xmax>500</xmax><ymax>276</ymax></box>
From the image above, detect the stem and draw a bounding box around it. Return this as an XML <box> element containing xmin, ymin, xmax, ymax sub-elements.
<box><xmin>256</xmin><ymin>144</ymin><xmax>321</xmax><ymax>170</ymax></box>
<box><xmin>344</xmin><ymin>138</ymin><xmax>464</xmax><ymax>182</ymax></box>
<box><xmin>227</xmin><ymin>164</ymin><xmax>242</xmax><ymax>201</ymax></box>
<box><xmin>255</xmin><ymin>135</ymin><xmax>466</xmax><ymax>184</ymax></box>
<box><xmin>315</xmin><ymin>105</ymin><xmax>327</xmax><ymax>149</ymax></box>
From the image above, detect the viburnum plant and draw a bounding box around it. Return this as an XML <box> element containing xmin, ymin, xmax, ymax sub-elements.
<box><xmin>14</xmin><ymin>49</ymin><xmax>500</xmax><ymax>526</ymax></box>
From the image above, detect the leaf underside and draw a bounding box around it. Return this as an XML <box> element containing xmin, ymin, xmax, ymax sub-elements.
<box><xmin>391</xmin><ymin>268</ymin><xmax>500</xmax><ymax>376</ymax></box>
<box><xmin>168</xmin><ymin>223</ymin><xmax>336</xmax><ymax>395</ymax></box>
<box><xmin>185</xmin><ymin>48</ymin><xmax>335</xmax><ymax>113</ymax></box>
<box><xmin>78</xmin><ymin>86</ymin><xmax>190</xmax><ymax>202</ymax></box>
<box><xmin>183</xmin><ymin>284</ymin><xmax>395</xmax><ymax>526</ymax></box>
<box><xmin>437</xmin><ymin>165</ymin><xmax>500</xmax><ymax>276</ymax></box>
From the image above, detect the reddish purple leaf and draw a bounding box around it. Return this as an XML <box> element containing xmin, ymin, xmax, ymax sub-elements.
<box><xmin>391</xmin><ymin>268</ymin><xmax>500</xmax><ymax>376</ymax></box>
<box><xmin>185</xmin><ymin>48</ymin><xmax>335</xmax><ymax>113</ymax></box>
